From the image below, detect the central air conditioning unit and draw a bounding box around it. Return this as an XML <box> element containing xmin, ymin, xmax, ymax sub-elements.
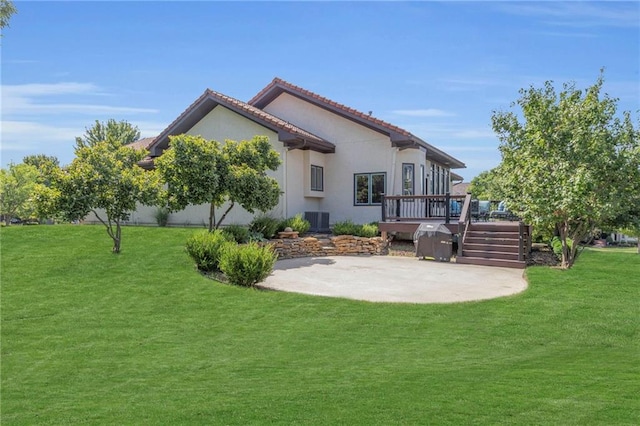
<box><xmin>304</xmin><ymin>212</ymin><xmax>330</xmax><ymax>233</ymax></box>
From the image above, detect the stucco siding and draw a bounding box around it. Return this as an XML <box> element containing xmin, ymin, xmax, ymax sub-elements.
<box><xmin>263</xmin><ymin>93</ymin><xmax>418</xmax><ymax>224</ymax></box>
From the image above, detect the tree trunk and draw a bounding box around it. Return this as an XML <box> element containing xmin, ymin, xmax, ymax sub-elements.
<box><xmin>208</xmin><ymin>202</ymin><xmax>215</xmax><ymax>232</ymax></box>
<box><xmin>112</xmin><ymin>221</ymin><xmax>121</xmax><ymax>254</ymax></box>
<box><xmin>215</xmin><ymin>201</ymin><xmax>235</xmax><ymax>230</ymax></box>
<box><xmin>558</xmin><ymin>223</ymin><xmax>570</xmax><ymax>269</ymax></box>
<box><xmin>637</xmin><ymin>239</ymin><xmax>639</xmax><ymax>254</ymax></box>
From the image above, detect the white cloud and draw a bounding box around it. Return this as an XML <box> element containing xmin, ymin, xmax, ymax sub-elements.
<box><xmin>1</xmin><ymin>120</ymin><xmax>81</xmax><ymax>142</ymax></box>
<box><xmin>392</xmin><ymin>108</ymin><xmax>456</xmax><ymax>117</ymax></box>
<box><xmin>1</xmin><ymin>82</ymin><xmax>159</xmax><ymax>116</ymax></box>
<box><xmin>497</xmin><ymin>3</ymin><xmax>639</xmax><ymax>28</ymax></box>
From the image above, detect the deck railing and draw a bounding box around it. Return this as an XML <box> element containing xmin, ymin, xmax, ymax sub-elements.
<box><xmin>381</xmin><ymin>193</ymin><xmax>466</xmax><ymax>224</ymax></box>
<box><xmin>457</xmin><ymin>193</ymin><xmax>472</xmax><ymax>257</ymax></box>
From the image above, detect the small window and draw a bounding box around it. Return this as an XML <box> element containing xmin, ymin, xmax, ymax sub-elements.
<box><xmin>420</xmin><ymin>165</ymin><xmax>425</xmax><ymax>195</ymax></box>
<box><xmin>402</xmin><ymin>163</ymin><xmax>414</xmax><ymax>195</ymax></box>
<box><xmin>354</xmin><ymin>172</ymin><xmax>386</xmax><ymax>205</ymax></box>
<box><xmin>311</xmin><ymin>165</ymin><xmax>323</xmax><ymax>191</ymax></box>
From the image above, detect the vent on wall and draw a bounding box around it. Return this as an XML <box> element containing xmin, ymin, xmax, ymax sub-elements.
<box><xmin>304</xmin><ymin>212</ymin><xmax>330</xmax><ymax>233</ymax></box>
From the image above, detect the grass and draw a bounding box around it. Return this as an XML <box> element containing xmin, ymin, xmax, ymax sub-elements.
<box><xmin>2</xmin><ymin>225</ymin><xmax>639</xmax><ymax>425</ymax></box>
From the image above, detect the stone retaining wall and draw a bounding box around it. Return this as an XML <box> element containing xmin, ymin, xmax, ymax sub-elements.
<box><xmin>268</xmin><ymin>235</ymin><xmax>387</xmax><ymax>259</ymax></box>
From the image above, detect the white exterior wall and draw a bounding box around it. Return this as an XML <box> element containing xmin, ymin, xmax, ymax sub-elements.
<box><xmin>263</xmin><ymin>93</ymin><xmax>424</xmax><ymax>224</ymax></box>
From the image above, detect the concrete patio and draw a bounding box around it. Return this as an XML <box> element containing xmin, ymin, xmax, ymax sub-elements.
<box><xmin>261</xmin><ymin>256</ymin><xmax>527</xmax><ymax>304</ymax></box>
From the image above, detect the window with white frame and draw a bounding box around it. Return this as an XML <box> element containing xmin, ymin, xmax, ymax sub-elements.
<box><xmin>311</xmin><ymin>165</ymin><xmax>323</xmax><ymax>191</ymax></box>
<box><xmin>402</xmin><ymin>163</ymin><xmax>414</xmax><ymax>195</ymax></box>
<box><xmin>430</xmin><ymin>164</ymin><xmax>435</xmax><ymax>194</ymax></box>
<box><xmin>354</xmin><ymin>172</ymin><xmax>386</xmax><ymax>205</ymax></box>
<box><xmin>420</xmin><ymin>165</ymin><xmax>425</xmax><ymax>195</ymax></box>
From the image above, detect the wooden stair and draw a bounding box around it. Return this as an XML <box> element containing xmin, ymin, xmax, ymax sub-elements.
<box><xmin>457</xmin><ymin>222</ymin><xmax>528</xmax><ymax>269</ymax></box>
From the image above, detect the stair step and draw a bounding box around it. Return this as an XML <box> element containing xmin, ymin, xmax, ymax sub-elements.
<box><xmin>456</xmin><ymin>256</ymin><xmax>526</xmax><ymax>269</ymax></box>
<box><xmin>465</xmin><ymin>237</ymin><xmax>519</xmax><ymax>245</ymax></box>
<box><xmin>469</xmin><ymin>223</ymin><xmax>521</xmax><ymax>232</ymax></box>
<box><xmin>467</xmin><ymin>230</ymin><xmax>520</xmax><ymax>238</ymax></box>
<box><xmin>462</xmin><ymin>250</ymin><xmax>521</xmax><ymax>261</ymax></box>
<box><xmin>463</xmin><ymin>243</ymin><xmax>519</xmax><ymax>253</ymax></box>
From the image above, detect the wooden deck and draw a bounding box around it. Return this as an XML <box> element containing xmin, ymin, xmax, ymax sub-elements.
<box><xmin>378</xmin><ymin>220</ymin><xmax>458</xmax><ymax>237</ymax></box>
<box><xmin>379</xmin><ymin>194</ymin><xmax>531</xmax><ymax>269</ymax></box>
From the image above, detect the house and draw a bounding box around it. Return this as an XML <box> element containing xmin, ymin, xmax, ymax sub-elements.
<box><xmin>96</xmin><ymin>78</ymin><xmax>466</xmax><ymax>227</ymax></box>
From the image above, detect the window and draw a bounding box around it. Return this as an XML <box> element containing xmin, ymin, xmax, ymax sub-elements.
<box><xmin>310</xmin><ymin>165</ymin><xmax>323</xmax><ymax>191</ymax></box>
<box><xmin>402</xmin><ymin>163</ymin><xmax>414</xmax><ymax>195</ymax></box>
<box><xmin>420</xmin><ymin>165</ymin><xmax>425</xmax><ymax>195</ymax></box>
<box><xmin>430</xmin><ymin>164</ymin><xmax>435</xmax><ymax>195</ymax></box>
<box><xmin>354</xmin><ymin>172</ymin><xmax>386</xmax><ymax>205</ymax></box>
<box><xmin>445</xmin><ymin>169</ymin><xmax>450</xmax><ymax>194</ymax></box>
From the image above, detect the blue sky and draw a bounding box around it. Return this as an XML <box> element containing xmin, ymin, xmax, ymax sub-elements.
<box><xmin>2</xmin><ymin>1</ymin><xmax>639</xmax><ymax>181</ymax></box>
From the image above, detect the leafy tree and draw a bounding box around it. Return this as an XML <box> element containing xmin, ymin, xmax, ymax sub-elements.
<box><xmin>37</xmin><ymin>121</ymin><xmax>161</xmax><ymax>253</ymax></box>
<box><xmin>23</xmin><ymin>154</ymin><xmax>60</xmax><ymax>169</ymax></box>
<box><xmin>155</xmin><ymin>135</ymin><xmax>281</xmax><ymax>231</ymax></box>
<box><xmin>0</xmin><ymin>162</ymin><xmax>38</xmax><ymax>225</ymax></box>
<box><xmin>0</xmin><ymin>0</ymin><xmax>17</xmax><ymax>31</ymax></box>
<box><xmin>492</xmin><ymin>70</ymin><xmax>640</xmax><ymax>268</ymax></box>
<box><xmin>75</xmin><ymin>119</ymin><xmax>140</xmax><ymax>149</ymax></box>
<box><xmin>23</xmin><ymin>154</ymin><xmax>60</xmax><ymax>186</ymax></box>
<box><xmin>468</xmin><ymin>167</ymin><xmax>504</xmax><ymax>200</ymax></box>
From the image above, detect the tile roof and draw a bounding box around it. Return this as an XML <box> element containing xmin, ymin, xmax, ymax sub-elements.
<box><xmin>127</xmin><ymin>137</ymin><xmax>156</xmax><ymax>151</ymax></box>
<box><xmin>250</xmin><ymin>77</ymin><xmax>466</xmax><ymax>169</ymax></box>
<box><xmin>148</xmin><ymin>89</ymin><xmax>334</xmax><ymax>157</ymax></box>
<box><xmin>249</xmin><ymin>77</ymin><xmax>413</xmax><ymax>138</ymax></box>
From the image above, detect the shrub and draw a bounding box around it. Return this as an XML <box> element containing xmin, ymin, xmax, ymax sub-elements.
<box><xmin>250</xmin><ymin>215</ymin><xmax>280</xmax><ymax>239</ymax></box>
<box><xmin>222</xmin><ymin>224</ymin><xmax>250</xmax><ymax>244</ymax></box>
<box><xmin>185</xmin><ymin>230</ymin><xmax>235</xmax><ymax>272</ymax></box>
<box><xmin>332</xmin><ymin>220</ymin><xmax>379</xmax><ymax>237</ymax></box>
<box><xmin>332</xmin><ymin>220</ymin><xmax>359</xmax><ymax>236</ymax></box>
<box><xmin>154</xmin><ymin>207</ymin><xmax>170</xmax><ymax>227</ymax></box>
<box><xmin>219</xmin><ymin>242</ymin><xmax>277</xmax><ymax>287</ymax></box>
<box><xmin>278</xmin><ymin>213</ymin><xmax>310</xmax><ymax>234</ymax></box>
<box><xmin>359</xmin><ymin>223</ymin><xmax>379</xmax><ymax>238</ymax></box>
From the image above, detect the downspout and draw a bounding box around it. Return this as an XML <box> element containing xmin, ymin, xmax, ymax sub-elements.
<box><xmin>282</xmin><ymin>147</ymin><xmax>288</xmax><ymax>218</ymax></box>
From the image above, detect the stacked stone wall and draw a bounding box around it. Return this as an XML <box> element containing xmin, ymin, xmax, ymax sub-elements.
<box><xmin>268</xmin><ymin>235</ymin><xmax>387</xmax><ymax>259</ymax></box>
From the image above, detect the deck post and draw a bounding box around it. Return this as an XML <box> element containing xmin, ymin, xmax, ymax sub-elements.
<box><xmin>518</xmin><ymin>221</ymin><xmax>524</xmax><ymax>262</ymax></box>
<box><xmin>381</xmin><ymin>194</ymin><xmax>386</xmax><ymax>222</ymax></box>
<box><xmin>445</xmin><ymin>192</ymin><xmax>451</xmax><ymax>224</ymax></box>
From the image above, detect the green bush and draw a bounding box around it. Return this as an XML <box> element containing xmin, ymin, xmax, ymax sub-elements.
<box><xmin>332</xmin><ymin>220</ymin><xmax>359</xmax><ymax>236</ymax></box>
<box><xmin>359</xmin><ymin>223</ymin><xmax>379</xmax><ymax>238</ymax></box>
<box><xmin>332</xmin><ymin>220</ymin><xmax>379</xmax><ymax>237</ymax></box>
<box><xmin>278</xmin><ymin>213</ymin><xmax>310</xmax><ymax>234</ymax></box>
<box><xmin>219</xmin><ymin>242</ymin><xmax>277</xmax><ymax>287</ymax></box>
<box><xmin>250</xmin><ymin>215</ymin><xmax>280</xmax><ymax>239</ymax></box>
<box><xmin>185</xmin><ymin>230</ymin><xmax>235</xmax><ymax>272</ymax></box>
<box><xmin>222</xmin><ymin>224</ymin><xmax>250</xmax><ymax>244</ymax></box>
<box><xmin>154</xmin><ymin>207</ymin><xmax>170</xmax><ymax>227</ymax></box>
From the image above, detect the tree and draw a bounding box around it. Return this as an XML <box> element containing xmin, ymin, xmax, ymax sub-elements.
<box><xmin>468</xmin><ymin>167</ymin><xmax>504</xmax><ymax>200</ymax></box>
<box><xmin>75</xmin><ymin>119</ymin><xmax>140</xmax><ymax>149</ymax></box>
<box><xmin>492</xmin><ymin>70</ymin><xmax>640</xmax><ymax>268</ymax></box>
<box><xmin>155</xmin><ymin>135</ymin><xmax>281</xmax><ymax>231</ymax></box>
<box><xmin>0</xmin><ymin>0</ymin><xmax>17</xmax><ymax>31</ymax></box>
<box><xmin>37</xmin><ymin>121</ymin><xmax>161</xmax><ymax>253</ymax></box>
<box><xmin>0</xmin><ymin>162</ymin><xmax>38</xmax><ymax>225</ymax></box>
<box><xmin>23</xmin><ymin>154</ymin><xmax>60</xmax><ymax>186</ymax></box>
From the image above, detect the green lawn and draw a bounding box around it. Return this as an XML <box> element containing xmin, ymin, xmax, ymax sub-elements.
<box><xmin>2</xmin><ymin>225</ymin><xmax>639</xmax><ymax>425</ymax></box>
